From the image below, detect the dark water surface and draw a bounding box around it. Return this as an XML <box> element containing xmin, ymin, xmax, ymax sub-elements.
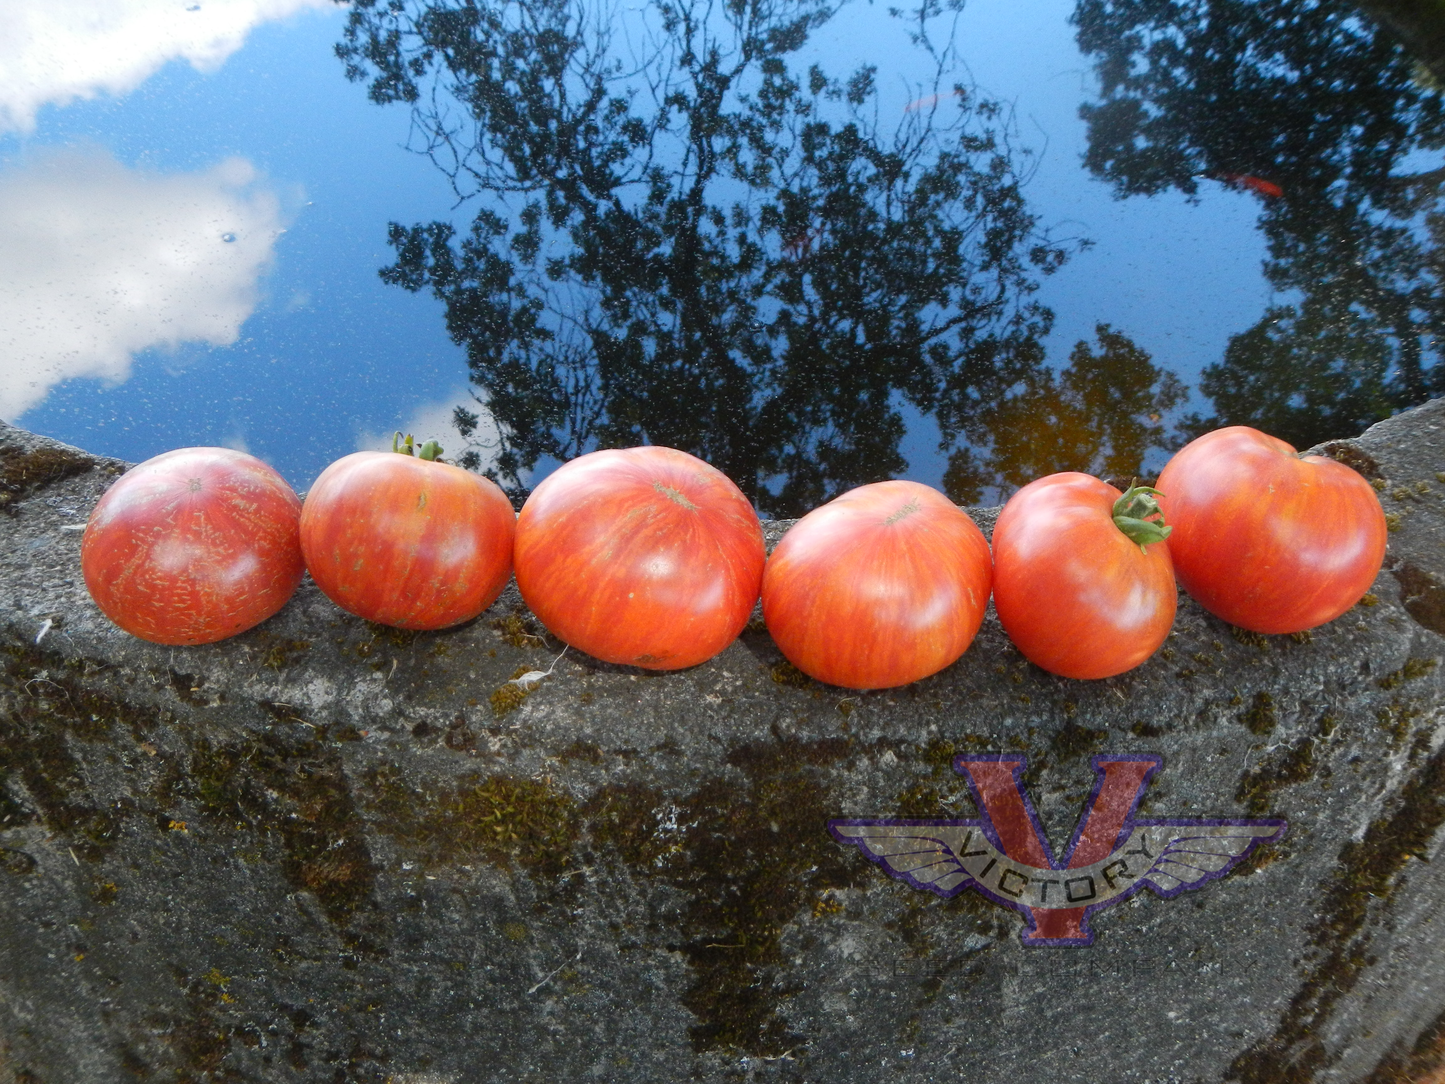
<box><xmin>4</xmin><ymin>0</ymin><xmax>1442</xmax><ymax>514</ymax></box>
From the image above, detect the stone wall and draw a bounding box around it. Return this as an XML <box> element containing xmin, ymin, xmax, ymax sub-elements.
<box><xmin>0</xmin><ymin>402</ymin><xmax>1443</xmax><ymax>1084</ymax></box>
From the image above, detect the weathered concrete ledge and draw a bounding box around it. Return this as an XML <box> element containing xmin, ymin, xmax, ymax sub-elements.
<box><xmin>0</xmin><ymin>404</ymin><xmax>1443</xmax><ymax>1084</ymax></box>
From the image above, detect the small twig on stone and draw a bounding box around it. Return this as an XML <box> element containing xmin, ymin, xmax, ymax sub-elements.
<box><xmin>509</xmin><ymin>646</ymin><xmax>569</xmax><ymax>692</ymax></box>
<box><xmin>23</xmin><ymin>677</ymin><xmax>68</xmax><ymax>700</ymax></box>
<box><xmin>527</xmin><ymin>949</ymin><xmax>582</xmax><ymax>995</ymax></box>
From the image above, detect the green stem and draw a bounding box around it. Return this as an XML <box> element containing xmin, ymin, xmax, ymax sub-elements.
<box><xmin>1112</xmin><ymin>484</ymin><xmax>1172</xmax><ymax>553</ymax></box>
<box><xmin>391</xmin><ymin>432</ymin><xmax>444</xmax><ymax>461</ymax></box>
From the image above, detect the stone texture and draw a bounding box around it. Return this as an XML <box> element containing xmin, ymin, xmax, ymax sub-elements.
<box><xmin>0</xmin><ymin>403</ymin><xmax>1443</xmax><ymax>1084</ymax></box>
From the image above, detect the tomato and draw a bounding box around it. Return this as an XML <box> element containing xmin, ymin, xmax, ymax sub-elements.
<box><xmin>513</xmin><ymin>445</ymin><xmax>765</xmax><ymax>669</ymax></box>
<box><xmin>761</xmin><ymin>480</ymin><xmax>991</xmax><ymax>690</ymax></box>
<box><xmin>1155</xmin><ymin>426</ymin><xmax>1387</xmax><ymax>634</ymax></box>
<box><xmin>300</xmin><ymin>449</ymin><xmax>515</xmax><ymax>629</ymax></box>
<box><xmin>82</xmin><ymin>447</ymin><xmax>304</xmax><ymax>645</ymax></box>
<box><xmin>992</xmin><ymin>474</ymin><xmax>1176</xmax><ymax>680</ymax></box>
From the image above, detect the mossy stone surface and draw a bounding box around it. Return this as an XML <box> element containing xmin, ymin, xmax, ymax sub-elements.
<box><xmin>1</xmin><ymin>404</ymin><xmax>1445</xmax><ymax>1083</ymax></box>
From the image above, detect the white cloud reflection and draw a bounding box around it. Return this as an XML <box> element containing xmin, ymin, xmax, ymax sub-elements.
<box><xmin>0</xmin><ymin>146</ymin><xmax>286</xmax><ymax>420</ymax></box>
<box><xmin>0</xmin><ymin>0</ymin><xmax>335</xmax><ymax>134</ymax></box>
<box><xmin>356</xmin><ymin>391</ymin><xmax>503</xmax><ymax>472</ymax></box>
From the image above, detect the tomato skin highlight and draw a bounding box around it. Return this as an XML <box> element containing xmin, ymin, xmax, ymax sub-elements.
<box><xmin>1155</xmin><ymin>426</ymin><xmax>1387</xmax><ymax>634</ymax></box>
<box><xmin>81</xmin><ymin>447</ymin><xmax>305</xmax><ymax>646</ymax></box>
<box><xmin>300</xmin><ymin>451</ymin><xmax>515</xmax><ymax>630</ymax></box>
<box><xmin>762</xmin><ymin>480</ymin><xmax>992</xmax><ymax>690</ymax></box>
<box><xmin>514</xmin><ymin>446</ymin><xmax>765</xmax><ymax>670</ymax></box>
<box><xmin>992</xmin><ymin>473</ymin><xmax>1176</xmax><ymax>680</ymax></box>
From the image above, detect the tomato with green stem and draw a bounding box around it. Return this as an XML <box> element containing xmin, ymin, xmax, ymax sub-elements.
<box><xmin>301</xmin><ymin>433</ymin><xmax>515</xmax><ymax>629</ymax></box>
<box><xmin>992</xmin><ymin>474</ymin><xmax>1176</xmax><ymax>680</ymax></box>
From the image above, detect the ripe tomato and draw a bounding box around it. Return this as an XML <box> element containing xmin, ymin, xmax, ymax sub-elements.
<box><xmin>513</xmin><ymin>445</ymin><xmax>764</xmax><ymax>669</ymax></box>
<box><xmin>992</xmin><ymin>474</ymin><xmax>1176</xmax><ymax>680</ymax></box>
<box><xmin>82</xmin><ymin>447</ymin><xmax>304</xmax><ymax>645</ymax></box>
<box><xmin>301</xmin><ymin>450</ymin><xmax>515</xmax><ymax>629</ymax></box>
<box><xmin>1155</xmin><ymin>426</ymin><xmax>1387</xmax><ymax>634</ymax></box>
<box><xmin>761</xmin><ymin>480</ymin><xmax>991</xmax><ymax>690</ymax></box>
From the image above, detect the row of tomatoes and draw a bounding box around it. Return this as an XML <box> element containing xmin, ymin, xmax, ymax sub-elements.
<box><xmin>78</xmin><ymin>426</ymin><xmax>1388</xmax><ymax>690</ymax></box>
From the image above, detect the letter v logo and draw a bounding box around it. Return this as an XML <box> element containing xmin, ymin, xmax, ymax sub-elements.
<box><xmin>830</xmin><ymin>754</ymin><xmax>1285</xmax><ymax>946</ymax></box>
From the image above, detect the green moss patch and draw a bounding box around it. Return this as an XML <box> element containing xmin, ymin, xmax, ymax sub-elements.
<box><xmin>1392</xmin><ymin>563</ymin><xmax>1445</xmax><ymax>635</ymax></box>
<box><xmin>167</xmin><ymin>729</ymin><xmax>378</xmax><ymax>924</ymax></box>
<box><xmin>492</xmin><ymin>613</ymin><xmax>547</xmax><ymax>648</ymax></box>
<box><xmin>1050</xmin><ymin>720</ymin><xmax>1108</xmax><ymax>760</ymax></box>
<box><xmin>768</xmin><ymin>660</ymin><xmax>812</xmax><ymax>688</ymax></box>
<box><xmin>558</xmin><ymin>740</ymin><xmax>604</xmax><ymax>764</ymax></box>
<box><xmin>1315</xmin><ymin>442</ymin><xmax>1383</xmax><ymax>482</ymax></box>
<box><xmin>1228</xmin><ymin>739</ymin><xmax>1445</xmax><ymax>1084</ymax></box>
<box><xmin>0</xmin><ymin>649</ymin><xmax>135</xmax><ymax>859</ymax></box>
<box><xmin>1230</xmin><ymin>626</ymin><xmax>1271</xmax><ymax>651</ymax></box>
<box><xmin>581</xmin><ymin>735</ymin><xmax>864</xmax><ymax>1057</ymax></box>
<box><xmin>0</xmin><ymin>847</ymin><xmax>35</xmax><ymax>876</ymax></box>
<box><xmin>368</xmin><ymin>769</ymin><xmax>578</xmax><ymax>877</ymax></box>
<box><xmin>0</xmin><ymin>442</ymin><xmax>96</xmax><ymax>507</ymax></box>
<box><xmin>582</xmin><ymin>782</ymin><xmax>671</xmax><ymax>867</ymax></box>
<box><xmin>666</xmin><ymin>775</ymin><xmax>856</xmax><ymax>1053</ymax></box>
<box><xmin>921</xmin><ymin>734</ymin><xmax>993</xmax><ymax>775</ymax></box>
<box><xmin>1376</xmin><ymin>698</ymin><xmax>1424</xmax><ymax>747</ymax></box>
<box><xmin>894</xmin><ymin>782</ymin><xmax>944</xmax><ymax>817</ymax></box>
<box><xmin>1377</xmin><ymin>656</ymin><xmax>1439</xmax><ymax>690</ymax></box>
<box><xmin>1360</xmin><ymin>1002</ymin><xmax>1445</xmax><ymax>1082</ymax></box>
<box><xmin>259</xmin><ymin>637</ymin><xmax>312</xmax><ymax>670</ymax></box>
<box><xmin>1240</xmin><ymin>691</ymin><xmax>1278</xmax><ymax>735</ymax></box>
<box><xmin>1235</xmin><ymin>715</ymin><xmax>1334</xmax><ymax>816</ymax></box>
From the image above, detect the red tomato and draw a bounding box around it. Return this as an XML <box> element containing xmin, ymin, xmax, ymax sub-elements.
<box><xmin>1156</xmin><ymin>426</ymin><xmax>1387</xmax><ymax>634</ymax></box>
<box><xmin>514</xmin><ymin>446</ymin><xmax>764</xmax><ymax>669</ymax></box>
<box><xmin>992</xmin><ymin>473</ymin><xmax>1176</xmax><ymax>680</ymax></box>
<box><xmin>761</xmin><ymin>480</ymin><xmax>991</xmax><ymax>690</ymax></box>
<box><xmin>82</xmin><ymin>447</ymin><xmax>304</xmax><ymax>645</ymax></box>
<box><xmin>301</xmin><ymin>451</ymin><xmax>515</xmax><ymax>629</ymax></box>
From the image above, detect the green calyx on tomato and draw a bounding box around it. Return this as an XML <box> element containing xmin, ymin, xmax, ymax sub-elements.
<box><xmin>1112</xmin><ymin>484</ymin><xmax>1172</xmax><ymax>552</ymax></box>
<box><xmin>392</xmin><ymin>431</ymin><xmax>444</xmax><ymax>462</ymax></box>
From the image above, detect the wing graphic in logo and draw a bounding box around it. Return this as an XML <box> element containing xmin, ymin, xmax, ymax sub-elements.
<box><xmin>829</xmin><ymin>755</ymin><xmax>1285</xmax><ymax>946</ymax></box>
<box><xmin>827</xmin><ymin>823</ymin><xmax>985</xmax><ymax>897</ymax></box>
<box><xmin>1134</xmin><ymin>825</ymin><xmax>1285</xmax><ymax>896</ymax></box>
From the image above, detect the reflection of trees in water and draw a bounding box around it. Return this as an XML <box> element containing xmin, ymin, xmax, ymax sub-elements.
<box><xmin>339</xmin><ymin>0</ymin><xmax>1097</xmax><ymax>514</ymax></box>
<box><xmin>1073</xmin><ymin>0</ymin><xmax>1445</xmax><ymax>448</ymax></box>
<box><xmin>943</xmin><ymin>324</ymin><xmax>1186</xmax><ymax>502</ymax></box>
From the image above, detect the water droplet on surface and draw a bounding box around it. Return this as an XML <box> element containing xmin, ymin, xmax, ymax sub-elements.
<box><xmin>221</xmin><ymin>232</ymin><xmax>236</xmax><ymax>243</ymax></box>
